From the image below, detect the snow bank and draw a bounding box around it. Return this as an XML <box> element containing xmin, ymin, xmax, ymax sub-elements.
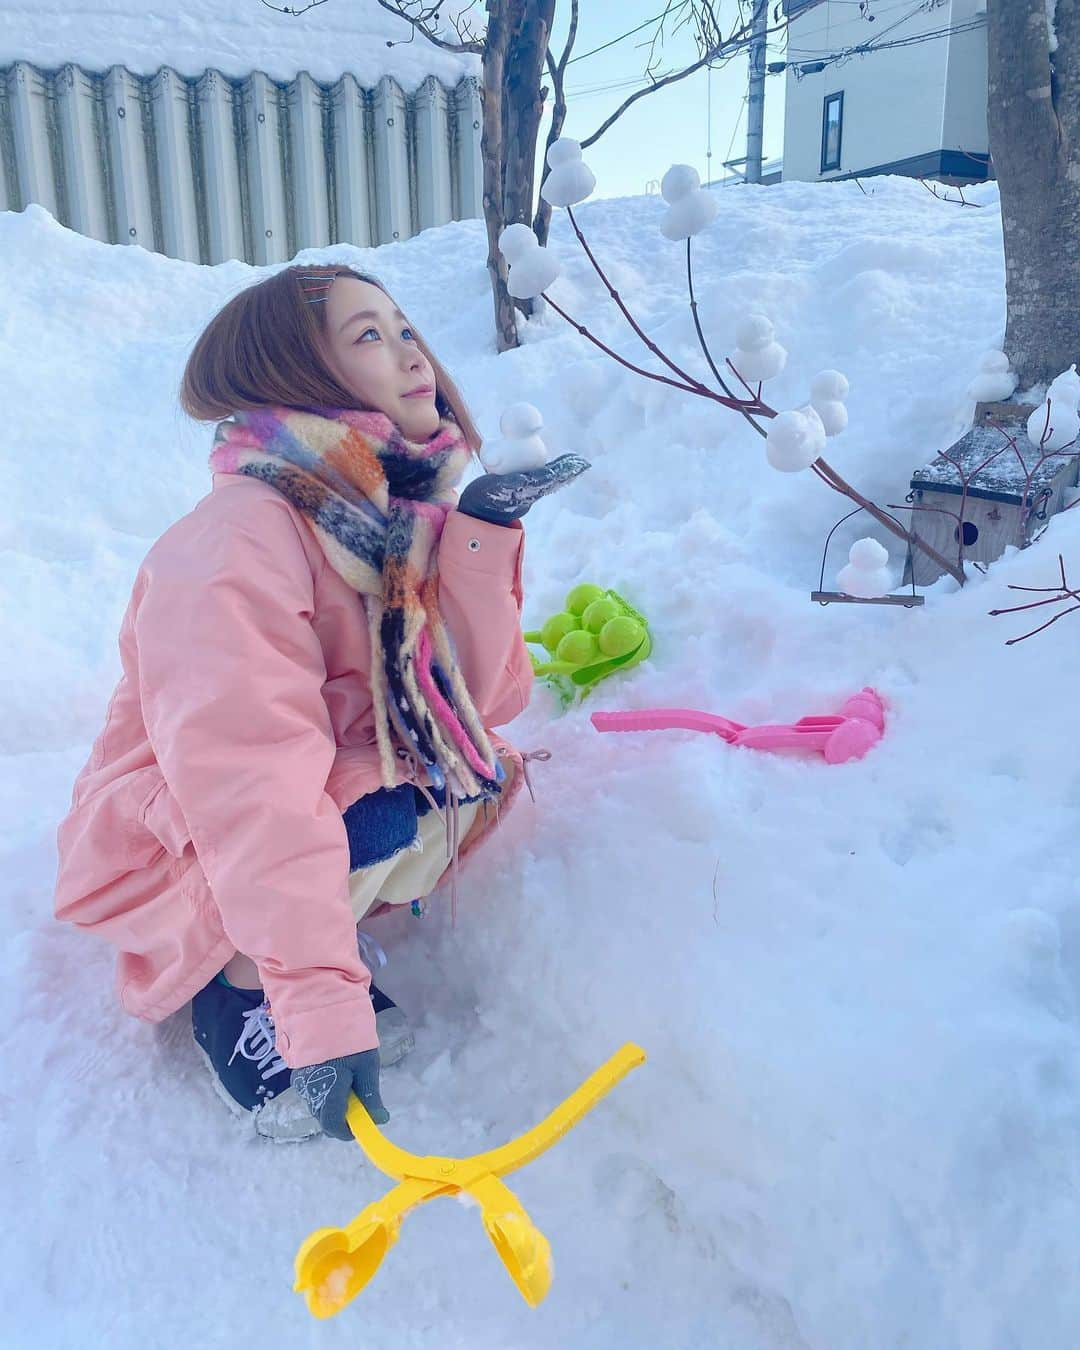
<box><xmin>0</xmin><ymin>0</ymin><xmax>479</xmax><ymax>88</ymax></box>
<box><xmin>4</xmin><ymin>173</ymin><xmax>1080</xmax><ymax>1349</ymax></box>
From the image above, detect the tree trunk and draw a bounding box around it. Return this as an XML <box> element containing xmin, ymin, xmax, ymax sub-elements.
<box><xmin>987</xmin><ymin>0</ymin><xmax>1080</xmax><ymax>387</ymax></box>
<box><xmin>480</xmin><ymin>0</ymin><xmax>553</xmax><ymax>352</ymax></box>
<box><xmin>481</xmin><ymin>1</ymin><xmax>519</xmax><ymax>353</ymax></box>
<box><xmin>502</xmin><ymin>0</ymin><xmax>555</xmax><ymax>230</ymax></box>
<box><xmin>533</xmin><ymin>67</ymin><xmax>568</xmax><ymax>248</ymax></box>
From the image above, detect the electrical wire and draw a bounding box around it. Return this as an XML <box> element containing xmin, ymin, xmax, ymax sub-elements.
<box><xmin>788</xmin><ymin>15</ymin><xmax>984</xmax><ymax>73</ymax></box>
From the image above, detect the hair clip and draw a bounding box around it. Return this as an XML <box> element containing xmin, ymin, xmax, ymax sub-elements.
<box><xmin>297</xmin><ymin>272</ymin><xmax>336</xmax><ymax>303</ymax></box>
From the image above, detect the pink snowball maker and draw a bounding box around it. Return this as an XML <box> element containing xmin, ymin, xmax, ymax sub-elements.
<box><xmin>590</xmin><ymin>688</ymin><xmax>885</xmax><ymax>765</ymax></box>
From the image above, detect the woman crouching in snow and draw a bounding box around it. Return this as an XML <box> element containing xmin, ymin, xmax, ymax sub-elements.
<box><xmin>53</xmin><ymin>265</ymin><xmax>587</xmax><ymax>1141</ymax></box>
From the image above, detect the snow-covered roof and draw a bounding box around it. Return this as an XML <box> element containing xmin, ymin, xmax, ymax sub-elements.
<box><xmin>911</xmin><ymin>414</ymin><xmax>1075</xmax><ymax>503</ymax></box>
<box><xmin>0</xmin><ymin>0</ymin><xmax>481</xmax><ymax>91</ymax></box>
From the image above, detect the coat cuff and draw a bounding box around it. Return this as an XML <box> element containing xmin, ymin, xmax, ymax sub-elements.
<box><xmin>440</xmin><ymin>510</ymin><xmax>525</xmax><ymax>577</ymax></box>
<box><xmin>274</xmin><ymin>992</ymin><xmax>379</xmax><ymax>1068</ymax></box>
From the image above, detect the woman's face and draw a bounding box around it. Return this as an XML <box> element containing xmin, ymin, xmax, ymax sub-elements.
<box><xmin>321</xmin><ymin>278</ymin><xmax>440</xmax><ymax>439</ymax></box>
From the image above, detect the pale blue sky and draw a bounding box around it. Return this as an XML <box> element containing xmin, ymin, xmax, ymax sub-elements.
<box><xmin>542</xmin><ymin>1</ymin><xmax>789</xmax><ymax>200</ymax></box>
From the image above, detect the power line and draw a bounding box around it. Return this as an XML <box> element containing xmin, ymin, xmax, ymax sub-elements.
<box><xmin>565</xmin><ymin>9</ymin><xmax>671</xmax><ymax>67</ymax></box>
<box><xmin>565</xmin><ymin>0</ymin><xmax>830</xmax><ymax>70</ymax></box>
<box><xmin>780</xmin><ymin>14</ymin><xmax>985</xmax><ymax>76</ymax></box>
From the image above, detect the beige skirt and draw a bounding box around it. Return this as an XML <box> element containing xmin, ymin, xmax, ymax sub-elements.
<box><xmin>346</xmin><ymin>798</ymin><xmax>482</xmax><ymax>922</ymax></box>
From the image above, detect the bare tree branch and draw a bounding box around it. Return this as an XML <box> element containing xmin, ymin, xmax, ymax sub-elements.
<box><xmin>374</xmin><ymin>0</ymin><xmax>485</xmax><ymax>53</ymax></box>
<box><xmin>580</xmin><ymin>4</ymin><xmax>819</xmax><ymax>149</ymax></box>
<box><xmin>260</xmin><ymin>0</ymin><xmax>485</xmax><ymax>50</ymax></box>
<box><xmin>533</xmin><ymin>0</ymin><xmax>580</xmax><ymax>246</ymax></box>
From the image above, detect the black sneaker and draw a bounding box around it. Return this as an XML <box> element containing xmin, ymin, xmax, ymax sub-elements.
<box><xmin>369</xmin><ymin>982</ymin><xmax>415</xmax><ymax>1066</ymax></box>
<box><xmin>191</xmin><ymin>977</ymin><xmax>320</xmax><ymax>1142</ymax></box>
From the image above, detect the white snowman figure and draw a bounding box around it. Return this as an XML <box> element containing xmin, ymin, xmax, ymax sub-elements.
<box><xmin>540</xmin><ymin>138</ymin><xmax>596</xmax><ymax>209</ymax></box>
<box><xmin>730</xmin><ymin>313</ymin><xmax>788</xmax><ymax>384</ymax></box>
<box><xmin>479</xmin><ymin>403</ymin><xmax>549</xmax><ymax>475</ymax></box>
<box><xmin>809</xmin><ymin>369</ymin><xmax>850</xmax><ymax>437</ymax></box>
<box><xmin>498</xmin><ymin>222</ymin><xmax>561</xmax><ymax>300</ymax></box>
<box><xmin>1048</xmin><ymin>363</ymin><xmax>1080</xmax><ymax>408</ymax></box>
<box><xmin>659</xmin><ymin>164</ymin><xmax>719</xmax><ymax>242</ymax></box>
<box><xmin>838</xmin><ymin>538</ymin><xmax>893</xmax><ymax>599</ymax></box>
<box><xmin>765</xmin><ymin>405</ymin><xmax>827</xmax><ymax>473</ymax></box>
<box><xmin>1028</xmin><ymin>397</ymin><xmax>1080</xmax><ymax>452</ymax></box>
<box><xmin>966</xmin><ymin>350</ymin><xmax>1019</xmax><ymax>403</ymax></box>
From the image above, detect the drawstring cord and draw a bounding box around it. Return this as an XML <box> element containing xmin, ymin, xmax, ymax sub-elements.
<box><xmin>498</xmin><ymin>746</ymin><xmax>552</xmax><ymax>803</ymax></box>
<box><xmin>395</xmin><ymin>744</ymin><xmax>553</xmax><ymax>925</ymax></box>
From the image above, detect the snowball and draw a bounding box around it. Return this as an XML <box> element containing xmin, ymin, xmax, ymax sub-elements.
<box><xmin>661</xmin><ymin>164</ymin><xmax>700</xmax><ymax>203</ymax></box>
<box><xmin>837</xmin><ymin>562</ymin><xmax>893</xmax><ymax>599</ymax></box>
<box><xmin>480</xmin><ymin>433</ymin><xmax>548</xmax><ymax>474</ymax></box>
<box><xmin>730</xmin><ymin>340</ymin><xmax>788</xmax><ymax>383</ymax></box>
<box><xmin>498</xmin><ymin>222</ymin><xmax>538</xmax><ymax>264</ymax></box>
<box><xmin>547</xmin><ymin>137</ymin><xmax>583</xmax><ymax>169</ymax></box>
<box><xmin>797</xmin><ymin>404</ymin><xmax>828</xmax><ymax>458</ymax></box>
<box><xmin>541</xmin><ymin>160</ymin><xmax>597</xmax><ymax>209</ymax></box>
<box><xmin>848</xmin><ymin>537</ymin><xmax>889</xmax><ymax>570</ymax></box>
<box><xmin>506</xmin><ymin>249</ymin><xmax>561</xmax><ymax>299</ymax></box>
<box><xmin>812</xmin><ymin>398</ymin><xmax>848</xmax><ymax>437</ymax></box>
<box><xmin>660</xmin><ymin>190</ymin><xmax>719</xmax><ymax>241</ymax></box>
<box><xmin>765</xmin><ymin>410</ymin><xmax>819</xmax><ymax>473</ymax></box>
<box><xmin>810</xmin><ymin>369</ymin><xmax>850</xmax><ymax>402</ymax></box>
<box><xmin>966</xmin><ymin>370</ymin><xmax>1018</xmax><ymax>402</ymax></box>
<box><xmin>735</xmin><ymin>314</ymin><xmax>775</xmax><ymax>353</ymax></box>
<box><xmin>979</xmin><ymin>350</ymin><xmax>1011</xmax><ymax>374</ymax></box>
<box><xmin>500</xmin><ymin>402</ymin><xmax>544</xmax><ymax>438</ymax></box>
<box><xmin>1048</xmin><ymin>364</ymin><xmax>1080</xmax><ymax>408</ymax></box>
<box><xmin>1027</xmin><ymin>399</ymin><xmax>1080</xmax><ymax>451</ymax></box>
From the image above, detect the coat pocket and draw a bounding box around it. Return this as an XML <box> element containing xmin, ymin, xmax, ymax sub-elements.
<box><xmin>55</xmin><ymin>764</ymin><xmax>184</xmax><ymax>925</ymax></box>
<box><xmin>138</xmin><ymin>773</ymin><xmax>192</xmax><ymax>859</ymax></box>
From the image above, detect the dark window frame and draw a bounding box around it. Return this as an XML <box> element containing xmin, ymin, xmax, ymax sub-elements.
<box><xmin>821</xmin><ymin>91</ymin><xmax>844</xmax><ymax>173</ymax></box>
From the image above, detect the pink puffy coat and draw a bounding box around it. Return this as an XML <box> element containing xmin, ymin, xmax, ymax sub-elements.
<box><xmin>53</xmin><ymin>474</ymin><xmax>534</xmax><ymax>1067</ymax></box>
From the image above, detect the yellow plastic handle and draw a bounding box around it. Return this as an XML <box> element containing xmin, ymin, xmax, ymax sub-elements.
<box><xmin>294</xmin><ymin>1043</ymin><xmax>647</xmax><ymax>1318</ymax></box>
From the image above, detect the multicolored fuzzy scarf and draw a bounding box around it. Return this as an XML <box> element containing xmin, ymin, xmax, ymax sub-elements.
<box><xmin>209</xmin><ymin>406</ymin><xmax>501</xmax><ymax>799</ymax></box>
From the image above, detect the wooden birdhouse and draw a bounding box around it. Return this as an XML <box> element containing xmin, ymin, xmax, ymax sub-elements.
<box><xmin>904</xmin><ymin>401</ymin><xmax>1080</xmax><ymax>587</ymax></box>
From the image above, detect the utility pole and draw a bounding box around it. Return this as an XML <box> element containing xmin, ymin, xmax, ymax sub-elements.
<box><xmin>745</xmin><ymin>0</ymin><xmax>768</xmax><ymax>183</ymax></box>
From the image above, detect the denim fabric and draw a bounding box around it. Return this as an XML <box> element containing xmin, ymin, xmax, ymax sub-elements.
<box><xmin>342</xmin><ymin>784</ymin><xmax>419</xmax><ymax>871</ymax></box>
<box><xmin>342</xmin><ymin>782</ymin><xmax>502</xmax><ymax>872</ymax></box>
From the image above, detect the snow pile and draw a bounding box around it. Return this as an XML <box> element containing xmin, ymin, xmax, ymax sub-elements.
<box><xmin>0</xmin><ymin>0</ymin><xmax>479</xmax><ymax>88</ymax></box>
<box><xmin>4</xmin><ymin>171</ymin><xmax>1080</xmax><ymax>1350</ymax></box>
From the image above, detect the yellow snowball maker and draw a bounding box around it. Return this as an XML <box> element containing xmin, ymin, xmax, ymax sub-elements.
<box><xmin>294</xmin><ymin>1042</ymin><xmax>647</xmax><ymax>1317</ymax></box>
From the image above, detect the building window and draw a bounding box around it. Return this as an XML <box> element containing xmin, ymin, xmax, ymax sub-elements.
<box><xmin>821</xmin><ymin>91</ymin><xmax>843</xmax><ymax>173</ymax></box>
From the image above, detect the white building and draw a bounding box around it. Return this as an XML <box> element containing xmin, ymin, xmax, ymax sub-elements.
<box><xmin>780</xmin><ymin>0</ymin><xmax>989</xmax><ymax>184</ymax></box>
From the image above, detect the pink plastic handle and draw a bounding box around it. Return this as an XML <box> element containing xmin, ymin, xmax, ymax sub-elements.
<box><xmin>590</xmin><ymin>709</ymin><xmax>745</xmax><ymax>742</ymax></box>
<box><xmin>590</xmin><ymin>690</ymin><xmax>885</xmax><ymax>766</ymax></box>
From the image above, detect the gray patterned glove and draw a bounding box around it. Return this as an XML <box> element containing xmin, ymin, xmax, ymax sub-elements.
<box><xmin>292</xmin><ymin>1048</ymin><xmax>389</xmax><ymax>1141</ymax></box>
<box><xmin>457</xmin><ymin>454</ymin><xmax>591</xmax><ymax>526</ymax></box>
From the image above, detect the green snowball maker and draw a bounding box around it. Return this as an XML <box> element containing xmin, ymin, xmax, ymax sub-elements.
<box><xmin>523</xmin><ymin>583</ymin><xmax>652</xmax><ymax>703</ymax></box>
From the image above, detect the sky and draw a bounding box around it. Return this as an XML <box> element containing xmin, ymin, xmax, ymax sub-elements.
<box><xmin>544</xmin><ymin>0</ymin><xmax>790</xmax><ymax>199</ymax></box>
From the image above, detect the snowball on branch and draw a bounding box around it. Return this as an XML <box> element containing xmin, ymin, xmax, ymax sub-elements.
<box><xmin>498</xmin><ymin>223</ymin><xmax>561</xmax><ymax>300</ymax></box>
<box><xmin>765</xmin><ymin>406</ymin><xmax>825</xmax><ymax>472</ymax></box>
<box><xmin>540</xmin><ymin>139</ymin><xmax>596</xmax><ymax>209</ymax></box>
<box><xmin>809</xmin><ymin>369</ymin><xmax>850</xmax><ymax>437</ymax></box>
<box><xmin>658</xmin><ymin>164</ymin><xmax>718</xmax><ymax>241</ymax></box>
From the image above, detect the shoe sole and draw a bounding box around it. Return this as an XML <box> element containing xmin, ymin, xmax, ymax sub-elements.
<box><xmin>192</xmin><ymin>1039</ymin><xmax>322</xmax><ymax>1144</ymax></box>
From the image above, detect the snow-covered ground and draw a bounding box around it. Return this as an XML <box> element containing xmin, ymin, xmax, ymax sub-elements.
<box><xmin>5</xmin><ymin>175</ymin><xmax>1080</xmax><ymax>1349</ymax></box>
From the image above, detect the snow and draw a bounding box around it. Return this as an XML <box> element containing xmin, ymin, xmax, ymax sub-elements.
<box><xmin>0</xmin><ymin>0</ymin><xmax>479</xmax><ymax>89</ymax></box>
<box><xmin>6</xmin><ymin>171</ymin><xmax>1080</xmax><ymax>1350</ymax></box>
